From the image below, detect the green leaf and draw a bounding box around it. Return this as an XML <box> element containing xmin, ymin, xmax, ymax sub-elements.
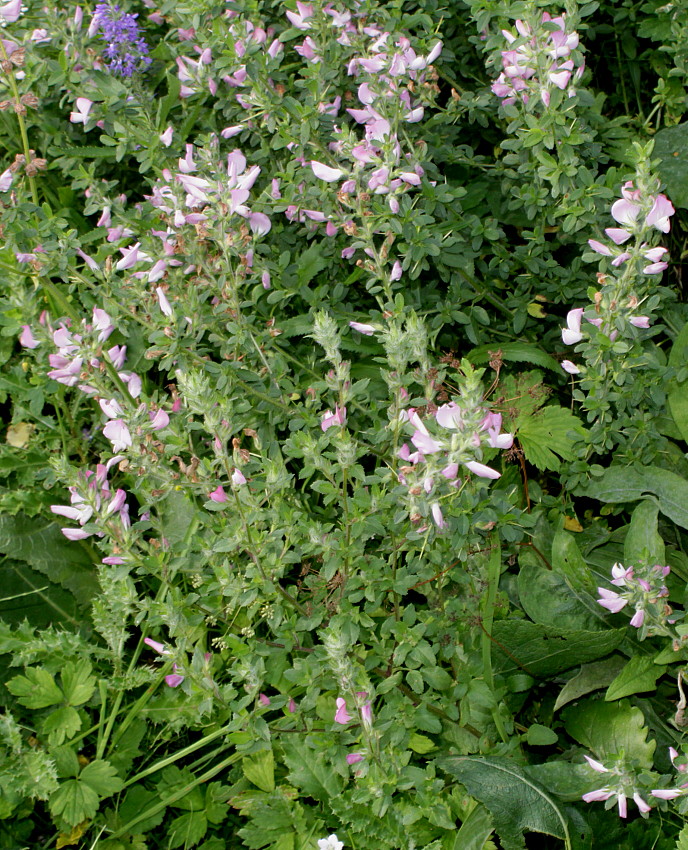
<box><xmin>516</xmin><ymin>406</ymin><xmax>586</xmax><ymax>472</ymax></box>
<box><xmin>526</xmin><ymin>725</ymin><xmax>558</xmax><ymax>746</ymax></box>
<box><xmin>576</xmin><ymin>465</ymin><xmax>688</xmax><ymax>530</ymax></box>
<box><xmin>653</xmin><ymin>123</ymin><xmax>688</xmax><ymax>209</ymax></box>
<box><xmin>61</xmin><ymin>659</ymin><xmax>96</xmax><ymax>707</ymax></box>
<box><xmin>295</xmin><ymin>244</ymin><xmax>327</xmax><ymax>288</ymax></box>
<box><xmin>551</xmin><ymin>530</ymin><xmax>594</xmax><ymax>592</ymax></box>
<box><xmin>563</xmin><ymin>699</ymin><xmax>656</xmax><ymax>767</ymax></box>
<box><xmin>0</xmin><ymin>561</ymin><xmax>79</xmax><ymax>627</ymax></box>
<box><xmin>42</xmin><ymin>706</ymin><xmax>82</xmax><ymax>746</ymax></box>
<box><xmin>408</xmin><ymin>733</ymin><xmax>436</xmax><ymax>753</ymax></box>
<box><xmin>50</xmin><ymin>778</ymin><xmax>100</xmax><ymax>826</ymax></box>
<box><xmin>466</xmin><ymin>343</ymin><xmax>561</xmax><ymax>372</ymax></box>
<box><xmin>492</xmin><ymin>621</ymin><xmax>625</xmax><ymax>677</ymax></box>
<box><xmin>79</xmin><ymin>760</ymin><xmax>124</xmax><ymax>797</ymax></box>
<box><xmin>675</xmin><ymin>824</ymin><xmax>688</xmax><ymax>850</ymax></box>
<box><xmin>451</xmin><ymin>804</ymin><xmax>494</xmax><ymax>850</ymax></box>
<box><xmin>6</xmin><ymin>667</ymin><xmax>64</xmax><ymax>709</ymax></box>
<box><xmin>168</xmin><ymin>811</ymin><xmax>208</xmax><ymax>850</ymax></box>
<box><xmin>282</xmin><ymin>742</ymin><xmax>344</xmax><ymax>801</ymax></box>
<box><xmin>553</xmin><ymin>657</ymin><xmax>626</xmax><ymax>712</ymax></box>
<box><xmin>624</xmin><ymin>500</ymin><xmax>665</xmax><ymax>567</ymax></box>
<box><xmin>242</xmin><ymin>750</ymin><xmax>275</xmax><ymax>793</ymax></box>
<box><xmin>0</xmin><ymin>514</ymin><xmax>98</xmax><ymax>607</ymax></box>
<box><xmin>438</xmin><ymin>756</ymin><xmax>571</xmax><ymax>850</ymax></box>
<box><xmin>668</xmin><ymin>319</ymin><xmax>688</xmax><ymax>442</ymax></box>
<box><xmin>517</xmin><ymin>561</ymin><xmax>603</xmax><ymax>632</ymax></box>
<box><xmin>116</xmin><ymin>785</ymin><xmax>165</xmax><ymax>834</ymax></box>
<box><xmin>605</xmin><ymin>656</ymin><xmax>666</xmax><ymax>701</ymax></box>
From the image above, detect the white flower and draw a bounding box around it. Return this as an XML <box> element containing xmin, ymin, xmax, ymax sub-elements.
<box><xmin>317</xmin><ymin>836</ymin><xmax>344</xmax><ymax>850</ymax></box>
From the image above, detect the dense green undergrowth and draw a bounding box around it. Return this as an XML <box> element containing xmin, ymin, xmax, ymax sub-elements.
<box><xmin>1</xmin><ymin>0</ymin><xmax>688</xmax><ymax>848</ymax></box>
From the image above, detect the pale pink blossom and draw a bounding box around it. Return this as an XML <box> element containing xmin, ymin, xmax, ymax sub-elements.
<box><xmin>334</xmin><ymin>697</ymin><xmax>352</xmax><ymax>724</ymax></box>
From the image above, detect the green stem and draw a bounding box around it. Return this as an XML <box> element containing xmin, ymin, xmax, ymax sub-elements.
<box><xmin>0</xmin><ymin>42</ymin><xmax>39</xmax><ymax>205</ymax></box>
<box><xmin>110</xmin><ymin>751</ymin><xmax>241</xmax><ymax>839</ymax></box>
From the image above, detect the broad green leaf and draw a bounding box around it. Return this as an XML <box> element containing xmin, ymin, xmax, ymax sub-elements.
<box><xmin>624</xmin><ymin>500</ymin><xmax>665</xmax><ymax>567</ymax></box>
<box><xmin>551</xmin><ymin>530</ymin><xmax>594</xmax><ymax>591</ymax></box>
<box><xmin>554</xmin><ymin>657</ymin><xmax>626</xmax><ymax>712</ymax></box>
<box><xmin>282</xmin><ymin>742</ymin><xmax>344</xmax><ymax>800</ymax></box>
<box><xmin>668</xmin><ymin>319</ymin><xmax>688</xmax><ymax>443</ymax></box>
<box><xmin>523</xmin><ymin>761</ymin><xmax>596</xmax><ymax>802</ymax></box>
<box><xmin>466</xmin><ymin>342</ymin><xmax>560</xmax><ymax>372</ymax></box>
<box><xmin>605</xmin><ymin>656</ymin><xmax>666</xmax><ymax>701</ymax></box>
<box><xmin>6</xmin><ymin>667</ymin><xmax>64</xmax><ymax>709</ymax></box>
<box><xmin>0</xmin><ymin>561</ymin><xmax>79</xmax><ymax>627</ymax></box>
<box><xmin>526</xmin><ymin>725</ymin><xmax>558</xmax><ymax>746</ymax></box>
<box><xmin>492</xmin><ymin>621</ymin><xmax>625</xmax><ymax>677</ymax></box>
<box><xmin>79</xmin><ymin>760</ymin><xmax>124</xmax><ymax>797</ymax></box>
<box><xmin>517</xmin><ymin>562</ymin><xmax>603</xmax><ymax>632</ymax></box>
<box><xmin>242</xmin><ymin>750</ymin><xmax>275</xmax><ymax>793</ymax></box>
<box><xmin>452</xmin><ymin>804</ymin><xmax>494</xmax><ymax>850</ymax></box>
<box><xmin>0</xmin><ymin>515</ymin><xmax>98</xmax><ymax>607</ymax></box>
<box><xmin>42</xmin><ymin>706</ymin><xmax>81</xmax><ymax>747</ymax></box>
<box><xmin>438</xmin><ymin>756</ymin><xmax>571</xmax><ymax>850</ymax></box>
<box><xmin>653</xmin><ymin>123</ymin><xmax>688</xmax><ymax>209</ymax></box>
<box><xmin>577</xmin><ymin>465</ymin><xmax>688</xmax><ymax>530</ymax></box>
<box><xmin>61</xmin><ymin>659</ymin><xmax>96</xmax><ymax>707</ymax></box>
<box><xmin>563</xmin><ymin>699</ymin><xmax>656</xmax><ymax>767</ymax></box>
<box><xmin>409</xmin><ymin>733</ymin><xmax>436</xmax><ymax>753</ymax></box>
<box><xmin>50</xmin><ymin>779</ymin><xmax>100</xmax><ymax>826</ymax></box>
<box><xmin>116</xmin><ymin>785</ymin><xmax>165</xmax><ymax>834</ymax></box>
<box><xmin>516</xmin><ymin>406</ymin><xmax>586</xmax><ymax>472</ymax></box>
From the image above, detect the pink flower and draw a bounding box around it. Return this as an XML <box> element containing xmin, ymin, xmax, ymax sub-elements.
<box><xmin>286</xmin><ymin>1</ymin><xmax>314</xmax><ymax>30</ymax></box>
<box><xmin>464</xmin><ymin>460</ymin><xmax>501</xmax><ymax>479</ymax></box>
<box><xmin>209</xmin><ymin>485</ymin><xmax>227</xmax><ymax>503</ymax></box>
<box><xmin>645</xmin><ymin>194</ymin><xmax>674</xmax><ymax>233</ymax></box>
<box><xmin>561</xmin><ymin>360</ymin><xmax>580</xmax><ymax>374</ymax></box>
<box><xmin>149</xmin><ymin>409</ymin><xmax>170</xmax><ymax>430</ymax></box>
<box><xmin>562</xmin><ymin>308</ymin><xmax>584</xmax><ymax>345</ymax></box>
<box><xmin>611</xmin><ymin>198</ymin><xmax>641</xmax><ymax>228</ymax></box>
<box><xmin>156</xmin><ymin>287</ymin><xmax>173</xmax><ymax>317</ymax></box>
<box><xmin>0</xmin><ymin>0</ymin><xmax>22</xmax><ymax>21</ymax></box>
<box><xmin>61</xmin><ymin>527</ymin><xmax>92</xmax><ymax>541</ymax></box>
<box><xmin>584</xmin><ymin>755</ymin><xmax>608</xmax><ymax>773</ymax></box>
<box><xmin>431</xmin><ymin>503</ymin><xmax>446</xmax><ymax>529</ymax></box>
<box><xmin>144</xmin><ymin>637</ymin><xmax>168</xmax><ymax>655</ymax></box>
<box><xmin>311</xmin><ymin>160</ymin><xmax>343</xmax><ymax>182</ymax></box>
<box><xmin>349</xmin><ymin>321</ymin><xmax>375</xmax><ymax>335</ymax></box>
<box><xmin>346</xmin><ymin>752</ymin><xmax>364</xmax><ymax>765</ymax></box>
<box><xmin>259</xmin><ymin>693</ymin><xmax>271</xmax><ymax>706</ymax></box>
<box><xmin>165</xmin><ymin>671</ymin><xmax>185</xmax><ymax>688</ymax></box>
<box><xmin>633</xmin><ymin>793</ymin><xmax>651</xmax><ymax>814</ymax></box>
<box><xmin>588</xmin><ymin>239</ymin><xmax>612</xmax><ymax>256</ymax></box>
<box><xmin>249</xmin><ymin>212</ymin><xmax>271</xmax><ymax>236</ymax></box>
<box><xmin>629</xmin><ymin>609</ymin><xmax>645</xmax><ymax>628</ymax></box>
<box><xmin>582</xmin><ymin>789</ymin><xmax>614</xmax><ymax>803</ymax></box>
<box><xmin>596</xmin><ymin>587</ymin><xmax>628</xmax><ymax>613</ymax></box>
<box><xmin>0</xmin><ymin>167</ymin><xmax>12</xmax><ymax>192</ymax></box>
<box><xmin>651</xmin><ymin>789</ymin><xmax>683</xmax><ymax>800</ymax></box>
<box><xmin>232</xmin><ymin>468</ymin><xmax>246</xmax><ymax>487</ymax></box>
<box><xmin>159</xmin><ymin>126</ymin><xmax>173</xmax><ymax>147</ymax></box>
<box><xmin>103</xmin><ymin>419</ymin><xmax>132</xmax><ymax>452</ymax></box>
<box><xmin>19</xmin><ymin>326</ymin><xmax>39</xmax><ymax>348</ymax></box>
<box><xmin>334</xmin><ymin>697</ymin><xmax>352</xmax><ymax>724</ymax></box>
<box><xmin>605</xmin><ymin>227</ymin><xmax>632</xmax><ymax>245</ymax></box>
<box><xmin>321</xmin><ymin>406</ymin><xmax>346</xmax><ymax>431</ymax></box>
<box><xmin>70</xmin><ymin>97</ymin><xmax>93</xmax><ymax>125</ymax></box>
<box><xmin>629</xmin><ymin>316</ymin><xmax>650</xmax><ymax>328</ymax></box>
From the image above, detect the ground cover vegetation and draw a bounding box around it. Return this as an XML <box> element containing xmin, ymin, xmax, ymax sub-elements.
<box><xmin>0</xmin><ymin>0</ymin><xmax>688</xmax><ymax>847</ymax></box>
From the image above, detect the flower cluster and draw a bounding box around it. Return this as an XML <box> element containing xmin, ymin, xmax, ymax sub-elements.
<box><xmin>582</xmin><ymin>754</ymin><xmax>652</xmax><ymax>818</ymax></box>
<box><xmin>597</xmin><ymin>561</ymin><xmax>672</xmax><ymax>636</ymax></box>
<box><xmin>650</xmin><ymin>748</ymin><xmax>688</xmax><ymax>802</ymax></box>
<box><xmin>91</xmin><ymin>2</ymin><xmax>152</xmax><ymax>77</ymax></box>
<box><xmin>396</xmin><ymin>364</ymin><xmax>513</xmax><ymax>529</ymax></box>
<box><xmin>560</xmin><ymin>179</ymin><xmax>674</xmax><ymax>375</ymax></box>
<box><xmin>491</xmin><ymin>12</ymin><xmax>583</xmax><ymax>107</ymax></box>
<box><xmin>50</xmin><ymin>457</ymin><xmax>130</xmax><ymax>551</ymax></box>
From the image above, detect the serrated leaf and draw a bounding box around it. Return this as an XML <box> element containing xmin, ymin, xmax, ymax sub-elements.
<box><xmin>42</xmin><ymin>706</ymin><xmax>82</xmax><ymax>746</ymax></box>
<box><xmin>50</xmin><ymin>779</ymin><xmax>100</xmax><ymax>826</ymax></box>
<box><xmin>492</xmin><ymin>621</ymin><xmax>625</xmax><ymax>677</ymax></box>
<box><xmin>6</xmin><ymin>667</ymin><xmax>64</xmax><ymax>708</ymax></box>
<box><xmin>438</xmin><ymin>756</ymin><xmax>572</xmax><ymax>850</ymax></box>
<box><xmin>295</xmin><ymin>244</ymin><xmax>327</xmax><ymax>288</ymax></box>
<box><xmin>282</xmin><ymin>742</ymin><xmax>343</xmax><ymax>801</ymax></box>
<box><xmin>61</xmin><ymin>659</ymin><xmax>96</xmax><ymax>707</ymax></box>
<box><xmin>553</xmin><ymin>657</ymin><xmax>626</xmax><ymax>712</ymax></box>
<box><xmin>168</xmin><ymin>811</ymin><xmax>208</xmax><ymax>850</ymax></box>
<box><xmin>675</xmin><ymin>824</ymin><xmax>688</xmax><ymax>850</ymax></box>
<box><xmin>605</xmin><ymin>656</ymin><xmax>665</xmax><ymax>701</ymax></box>
<box><xmin>517</xmin><ymin>406</ymin><xmax>586</xmax><ymax>471</ymax></box>
<box><xmin>242</xmin><ymin>750</ymin><xmax>274</xmax><ymax>793</ymax></box>
<box><xmin>466</xmin><ymin>343</ymin><xmax>560</xmax><ymax>372</ymax></box>
<box><xmin>563</xmin><ymin>699</ymin><xmax>656</xmax><ymax>767</ymax></box>
<box><xmin>80</xmin><ymin>760</ymin><xmax>124</xmax><ymax>797</ymax></box>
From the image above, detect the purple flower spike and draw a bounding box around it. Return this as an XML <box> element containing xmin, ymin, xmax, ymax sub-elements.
<box><xmin>93</xmin><ymin>2</ymin><xmax>152</xmax><ymax>77</ymax></box>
